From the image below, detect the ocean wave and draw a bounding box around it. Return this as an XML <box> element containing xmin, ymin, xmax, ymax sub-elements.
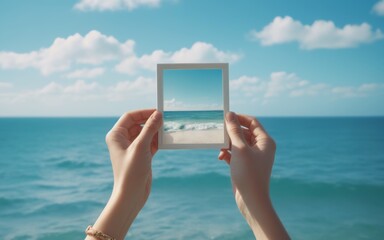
<box><xmin>0</xmin><ymin>197</ymin><xmax>26</xmax><ymax>209</ymax></box>
<box><xmin>164</xmin><ymin>122</ymin><xmax>223</xmax><ymax>132</ymax></box>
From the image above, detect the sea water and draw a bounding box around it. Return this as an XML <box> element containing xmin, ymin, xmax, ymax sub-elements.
<box><xmin>0</xmin><ymin>117</ymin><xmax>384</xmax><ymax>240</ymax></box>
<box><xmin>163</xmin><ymin>110</ymin><xmax>224</xmax><ymax>132</ymax></box>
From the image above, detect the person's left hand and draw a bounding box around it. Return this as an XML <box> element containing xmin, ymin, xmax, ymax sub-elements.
<box><xmin>89</xmin><ymin>109</ymin><xmax>162</xmax><ymax>240</ymax></box>
<box><xmin>106</xmin><ymin>109</ymin><xmax>162</xmax><ymax>207</ymax></box>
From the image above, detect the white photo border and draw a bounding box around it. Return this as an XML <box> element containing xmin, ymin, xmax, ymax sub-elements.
<box><xmin>157</xmin><ymin>63</ymin><xmax>229</xmax><ymax>149</ymax></box>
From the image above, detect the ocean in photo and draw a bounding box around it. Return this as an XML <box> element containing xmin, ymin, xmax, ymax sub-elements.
<box><xmin>1</xmin><ymin>117</ymin><xmax>384</xmax><ymax>239</ymax></box>
<box><xmin>163</xmin><ymin>110</ymin><xmax>224</xmax><ymax>132</ymax></box>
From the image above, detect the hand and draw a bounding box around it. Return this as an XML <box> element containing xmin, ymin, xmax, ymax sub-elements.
<box><xmin>107</xmin><ymin>109</ymin><xmax>162</xmax><ymax>202</ymax></box>
<box><xmin>87</xmin><ymin>109</ymin><xmax>162</xmax><ymax>240</ymax></box>
<box><xmin>219</xmin><ymin>112</ymin><xmax>289</xmax><ymax>240</ymax></box>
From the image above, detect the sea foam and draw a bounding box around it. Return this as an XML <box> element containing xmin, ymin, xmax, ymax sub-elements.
<box><xmin>163</xmin><ymin>121</ymin><xmax>224</xmax><ymax>132</ymax></box>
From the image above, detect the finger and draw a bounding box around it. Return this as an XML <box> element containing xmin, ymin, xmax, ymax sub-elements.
<box><xmin>237</xmin><ymin>115</ymin><xmax>276</xmax><ymax>152</ymax></box>
<box><xmin>237</xmin><ymin>114</ymin><xmax>269</xmax><ymax>140</ymax></box>
<box><xmin>112</xmin><ymin>109</ymin><xmax>156</xmax><ymax>131</ymax></box>
<box><xmin>128</xmin><ymin>125</ymin><xmax>143</xmax><ymax>141</ymax></box>
<box><xmin>136</xmin><ymin>111</ymin><xmax>163</xmax><ymax>146</ymax></box>
<box><xmin>218</xmin><ymin>150</ymin><xmax>226</xmax><ymax>160</ymax></box>
<box><xmin>242</xmin><ymin>128</ymin><xmax>252</xmax><ymax>145</ymax></box>
<box><xmin>218</xmin><ymin>149</ymin><xmax>231</xmax><ymax>165</ymax></box>
<box><xmin>225</xmin><ymin>112</ymin><xmax>247</xmax><ymax>147</ymax></box>
<box><xmin>150</xmin><ymin>132</ymin><xmax>159</xmax><ymax>155</ymax></box>
<box><xmin>105</xmin><ymin>127</ymin><xmax>131</xmax><ymax>150</ymax></box>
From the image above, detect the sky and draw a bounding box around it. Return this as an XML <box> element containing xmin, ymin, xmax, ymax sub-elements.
<box><xmin>163</xmin><ymin>68</ymin><xmax>223</xmax><ymax>111</ymax></box>
<box><xmin>0</xmin><ymin>0</ymin><xmax>383</xmax><ymax>116</ymax></box>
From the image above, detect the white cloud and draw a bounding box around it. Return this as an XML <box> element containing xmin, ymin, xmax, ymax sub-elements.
<box><xmin>164</xmin><ymin>98</ymin><xmax>183</xmax><ymax>110</ymax></box>
<box><xmin>290</xmin><ymin>83</ymin><xmax>328</xmax><ymax>97</ymax></box>
<box><xmin>331</xmin><ymin>86</ymin><xmax>355</xmax><ymax>97</ymax></box>
<box><xmin>230</xmin><ymin>73</ymin><xmax>310</xmax><ymax>101</ymax></box>
<box><xmin>373</xmin><ymin>0</ymin><xmax>384</xmax><ymax>16</ymax></box>
<box><xmin>0</xmin><ymin>30</ymin><xmax>135</xmax><ymax>75</ymax></box>
<box><xmin>1</xmin><ymin>73</ymin><xmax>382</xmax><ymax>116</ymax></box>
<box><xmin>231</xmin><ymin>72</ymin><xmax>383</xmax><ymax>103</ymax></box>
<box><xmin>74</xmin><ymin>0</ymin><xmax>162</xmax><ymax>11</ymax></box>
<box><xmin>1</xmin><ymin>76</ymin><xmax>157</xmax><ymax>105</ymax></box>
<box><xmin>1</xmin><ymin>80</ymin><xmax>102</xmax><ymax>105</ymax></box>
<box><xmin>0</xmin><ymin>82</ymin><xmax>13</xmax><ymax>90</ymax></box>
<box><xmin>115</xmin><ymin>41</ymin><xmax>242</xmax><ymax>75</ymax></box>
<box><xmin>0</xmin><ymin>78</ymin><xmax>154</xmax><ymax>116</ymax></box>
<box><xmin>0</xmin><ymin>32</ymin><xmax>241</xmax><ymax>77</ymax></box>
<box><xmin>265</xmin><ymin>72</ymin><xmax>309</xmax><ymax>98</ymax></box>
<box><xmin>66</xmin><ymin>67</ymin><xmax>105</xmax><ymax>79</ymax></box>
<box><xmin>331</xmin><ymin>83</ymin><xmax>383</xmax><ymax>97</ymax></box>
<box><xmin>250</xmin><ymin>16</ymin><xmax>384</xmax><ymax>49</ymax></box>
<box><xmin>230</xmin><ymin>75</ymin><xmax>265</xmax><ymax>98</ymax></box>
<box><xmin>33</xmin><ymin>80</ymin><xmax>100</xmax><ymax>96</ymax></box>
<box><xmin>358</xmin><ymin>83</ymin><xmax>381</xmax><ymax>92</ymax></box>
<box><xmin>107</xmin><ymin>76</ymin><xmax>155</xmax><ymax>101</ymax></box>
<box><xmin>230</xmin><ymin>76</ymin><xmax>260</xmax><ymax>90</ymax></box>
<box><xmin>63</xmin><ymin>80</ymin><xmax>99</xmax><ymax>94</ymax></box>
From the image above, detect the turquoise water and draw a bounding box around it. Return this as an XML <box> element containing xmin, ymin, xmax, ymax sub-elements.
<box><xmin>1</xmin><ymin>117</ymin><xmax>384</xmax><ymax>239</ymax></box>
<box><xmin>163</xmin><ymin>110</ymin><xmax>224</xmax><ymax>132</ymax></box>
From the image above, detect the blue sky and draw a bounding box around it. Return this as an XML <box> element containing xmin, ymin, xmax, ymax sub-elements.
<box><xmin>0</xmin><ymin>0</ymin><xmax>383</xmax><ymax>116</ymax></box>
<box><xmin>163</xmin><ymin>69</ymin><xmax>223</xmax><ymax>111</ymax></box>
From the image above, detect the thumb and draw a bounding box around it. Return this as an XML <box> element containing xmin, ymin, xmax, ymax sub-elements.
<box><xmin>225</xmin><ymin>112</ymin><xmax>246</xmax><ymax>147</ymax></box>
<box><xmin>137</xmin><ymin>110</ymin><xmax>162</xmax><ymax>146</ymax></box>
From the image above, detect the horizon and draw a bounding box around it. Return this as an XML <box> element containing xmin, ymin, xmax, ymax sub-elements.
<box><xmin>1</xmin><ymin>114</ymin><xmax>384</xmax><ymax>118</ymax></box>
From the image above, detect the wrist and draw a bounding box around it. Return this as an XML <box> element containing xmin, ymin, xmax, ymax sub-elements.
<box><xmin>247</xmin><ymin>195</ymin><xmax>289</xmax><ymax>240</ymax></box>
<box><xmin>92</xmin><ymin>191</ymin><xmax>138</xmax><ymax>240</ymax></box>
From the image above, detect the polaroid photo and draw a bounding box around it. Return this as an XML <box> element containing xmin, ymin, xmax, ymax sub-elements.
<box><xmin>157</xmin><ymin>63</ymin><xmax>229</xmax><ymax>149</ymax></box>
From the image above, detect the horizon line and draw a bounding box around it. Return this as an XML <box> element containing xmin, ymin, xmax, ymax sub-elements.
<box><xmin>1</xmin><ymin>115</ymin><xmax>384</xmax><ymax>118</ymax></box>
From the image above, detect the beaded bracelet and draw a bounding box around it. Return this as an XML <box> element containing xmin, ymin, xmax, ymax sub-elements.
<box><xmin>85</xmin><ymin>225</ymin><xmax>117</xmax><ymax>240</ymax></box>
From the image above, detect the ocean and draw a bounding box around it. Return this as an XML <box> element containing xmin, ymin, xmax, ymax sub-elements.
<box><xmin>0</xmin><ymin>117</ymin><xmax>384</xmax><ymax>240</ymax></box>
<box><xmin>163</xmin><ymin>110</ymin><xmax>224</xmax><ymax>132</ymax></box>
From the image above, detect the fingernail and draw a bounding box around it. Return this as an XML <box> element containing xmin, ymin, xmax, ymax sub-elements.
<box><xmin>152</xmin><ymin>111</ymin><xmax>162</xmax><ymax>121</ymax></box>
<box><xmin>226</xmin><ymin>111</ymin><xmax>235</xmax><ymax>121</ymax></box>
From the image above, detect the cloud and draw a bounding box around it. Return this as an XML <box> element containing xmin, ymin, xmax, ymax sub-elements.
<box><xmin>107</xmin><ymin>76</ymin><xmax>155</xmax><ymax>101</ymax></box>
<box><xmin>34</xmin><ymin>80</ymin><xmax>100</xmax><ymax>95</ymax></box>
<box><xmin>250</xmin><ymin>16</ymin><xmax>384</xmax><ymax>49</ymax></box>
<box><xmin>164</xmin><ymin>98</ymin><xmax>183</xmax><ymax>109</ymax></box>
<box><xmin>1</xmin><ymin>76</ymin><xmax>157</xmax><ymax>105</ymax></box>
<box><xmin>290</xmin><ymin>83</ymin><xmax>328</xmax><ymax>97</ymax></box>
<box><xmin>373</xmin><ymin>0</ymin><xmax>384</xmax><ymax>16</ymax></box>
<box><xmin>0</xmin><ymin>77</ymin><xmax>158</xmax><ymax>116</ymax></box>
<box><xmin>0</xmin><ymin>82</ymin><xmax>13</xmax><ymax>90</ymax></box>
<box><xmin>358</xmin><ymin>83</ymin><xmax>382</xmax><ymax>92</ymax></box>
<box><xmin>265</xmin><ymin>72</ymin><xmax>309</xmax><ymax>98</ymax></box>
<box><xmin>0</xmin><ymin>80</ymin><xmax>101</xmax><ymax>105</ymax></box>
<box><xmin>66</xmin><ymin>67</ymin><xmax>105</xmax><ymax>79</ymax></box>
<box><xmin>0</xmin><ymin>31</ymin><xmax>241</xmax><ymax>77</ymax></box>
<box><xmin>0</xmin><ymin>30</ymin><xmax>134</xmax><ymax>75</ymax></box>
<box><xmin>331</xmin><ymin>83</ymin><xmax>384</xmax><ymax>97</ymax></box>
<box><xmin>115</xmin><ymin>41</ymin><xmax>242</xmax><ymax>75</ymax></box>
<box><xmin>331</xmin><ymin>86</ymin><xmax>356</xmax><ymax>97</ymax></box>
<box><xmin>74</xmin><ymin>0</ymin><xmax>162</xmax><ymax>11</ymax></box>
<box><xmin>230</xmin><ymin>75</ymin><xmax>264</xmax><ymax>98</ymax></box>
<box><xmin>230</xmin><ymin>72</ymin><xmax>383</xmax><ymax>103</ymax></box>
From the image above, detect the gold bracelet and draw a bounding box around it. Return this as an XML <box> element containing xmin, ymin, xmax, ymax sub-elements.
<box><xmin>85</xmin><ymin>225</ymin><xmax>117</xmax><ymax>240</ymax></box>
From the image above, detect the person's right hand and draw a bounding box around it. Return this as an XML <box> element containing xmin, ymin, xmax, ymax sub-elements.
<box><xmin>219</xmin><ymin>112</ymin><xmax>289</xmax><ymax>240</ymax></box>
